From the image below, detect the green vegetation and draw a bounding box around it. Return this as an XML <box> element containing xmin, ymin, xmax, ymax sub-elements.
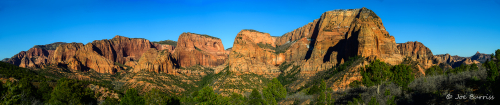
<box><xmin>425</xmin><ymin>65</ymin><xmax>443</xmax><ymax>76</ymax></box>
<box><xmin>195</xmin><ymin>46</ymin><xmax>203</xmax><ymax>51</ymax></box>
<box><xmin>484</xmin><ymin>50</ymin><xmax>500</xmax><ymax>82</ymax></box>
<box><xmin>120</xmin><ymin>88</ymin><xmax>144</xmax><ymax>105</ymax></box>
<box><xmin>277</xmin><ymin>61</ymin><xmax>300</xmax><ymax>86</ymax></box>
<box><xmin>151</xmin><ymin>40</ymin><xmax>177</xmax><ymax>46</ymax></box>
<box><xmin>48</xmin><ymin>78</ymin><xmax>96</xmax><ymax>104</ymax></box>
<box><xmin>359</xmin><ymin>59</ymin><xmax>415</xmax><ymax>90</ymax></box>
<box><xmin>361</xmin><ymin>59</ymin><xmax>393</xmax><ymax>87</ymax></box>
<box><xmin>275</xmin><ymin>41</ymin><xmax>293</xmax><ymax>54</ymax></box>
<box><xmin>33</xmin><ymin>42</ymin><xmax>66</xmax><ymax>50</ymax></box>
<box><xmin>262</xmin><ymin>78</ymin><xmax>287</xmax><ymax>105</ymax></box>
<box><xmin>190</xmin><ymin>32</ymin><xmax>220</xmax><ymax>39</ymax></box>
<box><xmin>338</xmin><ymin>49</ymin><xmax>500</xmax><ymax>104</ymax></box>
<box><xmin>256</xmin><ymin>42</ymin><xmax>292</xmax><ymax>54</ymax></box>
<box><xmin>257</xmin><ymin>42</ymin><xmax>275</xmax><ymax>50</ymax></box>
<box><xmin>391</xmin><ymin>64</ymin><xmax>414</xmax><ymax>89</ymax></box>
<box><xmin>243</xmin><ymin>29</ymin><xmax>266</xmax><ymax>34</ymax></box>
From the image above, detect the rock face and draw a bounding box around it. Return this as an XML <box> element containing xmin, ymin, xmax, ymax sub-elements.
<box><xmin>228</xmin><ymin>30</ymin><xmax>283</xmax><ymax>75</ymax></box>
<box><xmin>229</xmin><ymin>8</ymin><xmax>405</xmax><ymax>75</ymax></box>
<box><xmin>1</xmin><ymin>58</ymin><xmax>9</xmax><ymax>62</ymax></box>
<box><xmin>6</xmin><ymin>35</ymin><xmax>186</xmax><ymax>74</ymax></box>
<box><xmin>397</xmin><ymin>41</ymin><xmax>437</xmax><ymax>74</ymax></box>
<box><xmin>173</xmin><ymin>32</ymin><xmax>228</xmax><ymax>67</ymax></box>
<box><xmin>434</xmin><ymin>54</ymin><xmax>480</xmax><ymax>68</ymax></box>
<box><xmin>287</xmin><ymin>7</ymin><xmax>403</xmax><ymax>73</ymax></box>
<box><xmin>91</xmin><ymin>36</ymin><xmax>156</xmax><ymax>65</ymax></box>
<box><xmin>153</xmin><ymin>43</ymin><xmax>176</xmax><ymax>53</ymax></box>
<box><xmin>6</xmin><ymin>42</ymin><xmax>65</xmax><ymax>68</ymax></box>
<box><xmin>134</xmin><ymin>48</ymin><xmax>177</xmax><ymax>73</ymax></box>
<box><xmin>471</xmin><ymin>51</ymin><xmax>491</xmax><ymax>63</ymax></box>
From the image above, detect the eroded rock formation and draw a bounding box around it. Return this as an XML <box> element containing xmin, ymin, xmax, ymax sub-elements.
<box><xmin>229</xmin><ymin>7</ymin><xmax>404</xmax><ymax>75</ymax></box>
<box><xmin>173</xmin><ymin>32</ymin><xmax>228</xmax><ymax>67</ymax></box>
<box><xmin>134</xmin><ymin>48</ymin><xmax>177</xmax><ymax>73</ymax></box>
<box><xmin>6</xmin><ymin>35</ymin><xmax>186</xmax><ymax>74</ymax></box>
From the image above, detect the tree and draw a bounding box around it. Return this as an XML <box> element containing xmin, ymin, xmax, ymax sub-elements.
<box><xmin>391</xmin><ymin>64</ymin><xmax>415</xmax><ymax>89</ymax></box>
<box><xmin>425</xmin><ymin>65</ymin><xmax>443</xmax><ymax>76</ymax></box>
<box><xmin>263</xmin><ymin>87</ymin><xmax>277</xmax><ymax>105</ymax></box>
<box><xmin>471</xmin><ymin>63</ymin><xmax>479</xmax><ymax>71</ymax></box>
<box><xmin>120</xmin><ymin>88</ymin><xmax>144</xmax><ymax>105</ymax></box>
<box><xmin>316</xmin><ymin>79</ymin><xmax>327</xmax><ymax>105</ymax></box>
<box><xmin>48</xmin><ymin>78</ymin><xmax>96</xmax><ymax>105</ymax></box>
<box><xmin>102</xmin><ymin>97</ymin><xmax>120</xmax><ymax>105</ymax></box>
<box><xmin>361</xmin><ymin>60</ymin><xmax>392</xmax><ymax>94</ymax></box>
<box><xmin>485</xmin><ymin>50</ymin><xmax>499</xmax><ymax>82</ymax></box>
<box><xmin>249</xmin><ymin>88</ymin><xmax>265</xmax><ymax>105</ymax></box>
<box><xmin>144</xmin><ymin>88</ymin><xmax>170</xmax><ymax>105</ymax></box>
<box><xmin>37</xmin><ymin>80</ymin><xmax>52</xmax><ymax>101</ymax></box>
<box><xmin>263</xmin><ymin>78</ymin><xmax>287</xmax><ymax>105</ymax></box>
<box><xmin>194</xmin><ymin>86</ymin><xmax>220</xmax><ymax>105</ymax></box>
<box><xmin>229</xmin><ymin>92</ymin><xmax>246</xmax><ymax>105</ymax></box>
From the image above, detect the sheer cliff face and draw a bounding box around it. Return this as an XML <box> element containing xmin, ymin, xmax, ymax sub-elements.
<box><xmin>173</xmin><ymin>32</ymin><xmax>228</xmax><ymax>67</ymax></box>
<box><xmin>397</xmin><ymin>41</ymin><xmax>438</xmax><ymax>74</ymax></box>
<box><xmin>229</xmin><ymin>8</ymin><xmax>404</xmax><ymax>75</ymax></box>
<box><xmin>228</xmin><ymin>30</ymin><xmax>283</xmax><ymax>75</ymax></box>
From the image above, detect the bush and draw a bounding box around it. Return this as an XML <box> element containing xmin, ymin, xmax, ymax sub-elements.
<box><xmin>368</xmin><ymin>96</ymin><xmax>379</xmax><ymax>105</ymax></box>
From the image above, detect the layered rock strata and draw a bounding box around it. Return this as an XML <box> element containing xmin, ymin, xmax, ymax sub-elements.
<box><xmin>173</xmin><ymin>32</ymin><xmax>228</xmax><ymax>67</ymax></box>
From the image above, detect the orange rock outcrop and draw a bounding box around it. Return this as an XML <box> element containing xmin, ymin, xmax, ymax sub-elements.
<box><xmin>134</xmin><ymin>48</ymin><xmax>177</xmax><ymax>73</ymax></box>
<box><xmin>173</xmin><ymin>32</ymin><xmax>228</xmax><ymax>67</ymax></box>
<box><xmin>229</xmin><ymin>8</ymin><xmax>405</xmax><ymax>75</ymax></box>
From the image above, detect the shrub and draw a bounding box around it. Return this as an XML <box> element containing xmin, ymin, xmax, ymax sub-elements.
<box><xmin>368</xmin><ymin>96</ymin><xmax>379</xmax><ymax>105</ymax></box>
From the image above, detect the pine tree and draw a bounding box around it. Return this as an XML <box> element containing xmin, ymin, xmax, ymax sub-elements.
<box><xmin>249</xmin><ymin>88</ymin><xmax>265</xmax><ymax>105</ymax></box>
<box><xmin>391</xmin><ymin>64</ymin><xmax>415</xmax><ymax>89</ymax></box>
<box><xmin>120</xmin><ymin>88</ymin><xmax>144</xmax><ymax>105</ymax></box>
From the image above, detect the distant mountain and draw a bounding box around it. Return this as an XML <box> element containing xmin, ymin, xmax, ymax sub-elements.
<box><xmin>1</xmin><ymin>58</ymin><xmax>8</xmax><ymax>62</ymax></box>
<box><xmin>471</xmin><ymin>51</ymin><xmax>492</xmax><ymax>63</ymax></box>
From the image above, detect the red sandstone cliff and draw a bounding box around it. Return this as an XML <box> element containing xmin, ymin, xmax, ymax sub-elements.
<box><xmin>397</xmin><ymin>41</ymin><xmax>438</xmax><ymax>75</ymax></box>
<box><xmin>133</xmin><ymin>48</ymin><xmax>177</xmax><ymax>74</ymax></box>
<box><xmin>173</xmin><ymin>32</ymin><xmax>228</xmax><ymax>67</ymax></box>
<box><xmin>228</xmin><ymin>8</ymin><xmax>404</xmax><ymax>75</ymax></box>
<box><xmin>228</xmin><ymin>30</ymin><xmax>284</xmax><ymax>75</ymax></box>
<box><xmin>6</xmin><ymin>35</ymin><xmax>186</xmax><ymax>74</ymax></box>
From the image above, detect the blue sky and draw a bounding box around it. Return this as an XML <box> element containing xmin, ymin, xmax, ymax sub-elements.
<box><xmin>1</xmin><ymin>0</ymin><xmax>499</xmax><ymax>59</ymax></box>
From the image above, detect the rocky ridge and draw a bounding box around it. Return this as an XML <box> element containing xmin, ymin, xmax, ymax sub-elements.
<box><xmin>229</xmin><ymin>7</ymin><xmax>404</xmax><ymax>76</ymax></box>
